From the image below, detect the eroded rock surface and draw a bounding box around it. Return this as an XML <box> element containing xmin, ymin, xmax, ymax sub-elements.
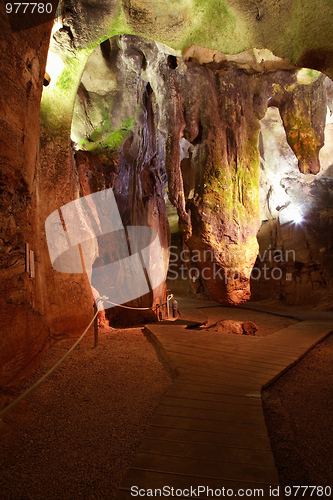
<box><xmin>1</xmin><ymin>7</ymin><xmax>331</xmax><ymax>386</ymax></box>
<box><xmin>0</xmin><ymin>13</ymin><xmax>55</xmax><ymax>386</ymax></box>
<box><xmin>132</xmin><ymin>38</ymin><xmax>326</xmax><ymax>305</ymax></box>
<box><xmin>73</xmin><ymin>36</ymin><xmax>328</xmax><ymax>307</ymax></box>
<box><xmin>205</xmin><ymin>319</ymin><xmax>258</xmax><ymax>335</ymax></box>
<box><xmin>252</xmin><ymin>85</ymin><xmax>333</xmax><ymax>307</ymax></box>
<box><xmin>72</xmin><ymin>39</ymin><xmax>170</xmax><ymax>325</ymax></box>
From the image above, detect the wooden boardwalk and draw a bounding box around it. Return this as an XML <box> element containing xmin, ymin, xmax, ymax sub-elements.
<box><xmin>116</xmin><ymin>305</ymin><xmax>333</xmax><ymax>499</ymax></box>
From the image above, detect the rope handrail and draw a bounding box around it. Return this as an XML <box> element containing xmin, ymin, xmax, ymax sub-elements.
<box><xmin>0</xmin><ymin>293</ymin><xmax>174</xmax><ymax>419</ymax></box>
<box><xmin>0</xmin><ymin>305</ymin><xmax>100</xmax><ymax>420</ymax></box>
<box><xmin>104</xmin><ymin>294</ymin><xmax>173</xmax><ymax>311</ymax></box>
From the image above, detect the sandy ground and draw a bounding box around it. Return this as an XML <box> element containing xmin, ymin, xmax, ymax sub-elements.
<box><xmin>0</xmin><ymin>328</ymin><xmax>173</xmax><ymax>500</ymax></box>
<box><xmin>0</xmin><ymin>307</ymin><xmax>332</xmax><ymax>499</ymax></box>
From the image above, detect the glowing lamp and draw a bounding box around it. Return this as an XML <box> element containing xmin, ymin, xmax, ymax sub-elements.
<box><xmin>278</xmin><ymin>205</ymin><xmax>303</xmax><ymax>225</ymax></box>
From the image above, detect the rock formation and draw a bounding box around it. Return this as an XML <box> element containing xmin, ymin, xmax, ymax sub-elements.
<box><xmin>72</xmin><ymin>41</ymin><xmax>170</xmax><ymax>324</ymax></box>
<box><xmin>71</xmin><ymin>36</ymin><xmax>327</xmax><ymax>307</ymax></box>
<box><xmin>2</xmin><ymin>0</ymin><xmax>333</xmax><ymax>386</ymax></box>
<box><xmin>0</xmin><ymin>11</ymin><xmax>54</xmax><ymax>386</ymax></box>
<box><xmin>205</xmin><ymin>319</ymin><xmax>258</xmax><ymax>335</ymax></box>
<box><xmin>252</xmin><ymin>77</ymin><xmax>333</xmax><ymax>307</ymax></box>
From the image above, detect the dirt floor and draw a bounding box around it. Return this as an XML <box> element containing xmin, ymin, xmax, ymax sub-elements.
<box><xmin>262</xmin><ymin>332</ymin><xmax>333</xmax><ymax>498</ymax></box>
<box><xmin>0</xmin><ymin>307</ymin><xmax>332</xmax><ymax>499</ymax></box>
<box><xmin>0</xmin><ymin>328</ymin><xmax>173</xmax><ymax>500</ymax></box>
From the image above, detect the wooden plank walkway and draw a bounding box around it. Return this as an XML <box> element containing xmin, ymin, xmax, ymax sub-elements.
<box><xmin>116</xmin><ymin>306</ymin><xmax>333</xmax><ymax>500</ymax></box>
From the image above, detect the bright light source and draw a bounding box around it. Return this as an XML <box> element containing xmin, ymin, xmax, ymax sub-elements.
<box><xmin>279</xmin><ymin>204</ymin><xmax>304</xmax><ymax>225</ymax></box>
<box><xmin>288</xmin><ymin>206</ymin><xmax>303</xmax><ymax>224</ymax></box>
<box><xmin>292</xmin><ymin>213</ymin><xmax>303</xmax><ymax>224</ymax></box>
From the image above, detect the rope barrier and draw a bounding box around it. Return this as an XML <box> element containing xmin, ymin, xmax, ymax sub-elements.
<box><xmin>103</xmin><ymin>294</ymin><xmax>173</xmax><ymax>311</ymax></box>
<box><xmin>0</xmin><ymin>293</ymin><xmax>174</xmax><ymax>420</ymax></box>
<box><xmin>0</xmin><ymin>306</ymin><xmax>100</xmax><ymax>420</ymax></box>
<box><xmin>104</xmin><ymin>299</ymin><xmax>151</xmax><ymax>310</ymax></box>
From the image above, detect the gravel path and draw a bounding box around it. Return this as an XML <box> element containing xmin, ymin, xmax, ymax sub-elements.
<box><xmin>0</xmin><ymin>310</ymin><xmax>332</xmax><ymax>500</ymax></box>
<box><xmin>0</xmin><ymin>328</ymin><xmax>173</xmax><ymax>500</ymax></box>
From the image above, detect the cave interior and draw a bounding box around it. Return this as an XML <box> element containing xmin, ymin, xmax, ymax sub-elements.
<box><xmin>2</xmin><ymin>0</ymin><xmax>333</xmax><ymax>386</ymax></box>
<box><xmin>1</xmin><ymin>1</ymin><xmax>333</xmax><ymax>495</ymax></box>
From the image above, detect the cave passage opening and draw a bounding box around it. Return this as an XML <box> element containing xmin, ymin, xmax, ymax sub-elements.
<box><xmin>254</xmin><ymin>78</ymin><xmax>333</xmax><ymax>307</ymax></box>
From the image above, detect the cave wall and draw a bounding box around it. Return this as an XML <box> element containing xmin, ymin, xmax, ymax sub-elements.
<box><xmin>0</xmin><ymin>7</ymin><xmax>54</xmax><ymax>386</ymax></box>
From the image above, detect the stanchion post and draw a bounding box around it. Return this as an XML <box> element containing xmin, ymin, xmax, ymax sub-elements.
<box><xmin>172</xmin><ymin>299</ymin><xmax>178</xmax><ymax>318</ymax></box>
<box><xmin>167</xmin><ymin>297</ymin><xmax>170</xmax><ymax>319</ymax></box>
<box><xmin>94</xmin><ymin>302</ymin><xmax>98</xmax><ymax>348</ymax></box>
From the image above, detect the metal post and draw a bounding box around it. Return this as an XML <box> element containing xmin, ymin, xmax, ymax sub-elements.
<box><xmin>167</xmin><ymin>296</ymin><xmax>170</xmax><ymax>319</ymax></box>
<box><xmin>94</xmin><ymin>302</ymin><xmax>98</xmax><ymax>348</ymax></box>
<box><xmin>172</xmin><ymin>299</ymin><xmax>178</xmax><ymax>318</ymax></box>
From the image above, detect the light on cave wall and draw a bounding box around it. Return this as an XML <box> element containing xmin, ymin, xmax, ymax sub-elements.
<box><xmin>43</xmin><ymin>19</ymin><xmax>64</xmax><ymax>90</ymax></box>
<box><xmin>45</xmin><ymin>50</ymin><xmax>64</xmax><ymax>90</ymax></box>
<box><xmin>278</xmin><ymin>204</ymin><xmax>303</xmax><ymax>225</ymax></box>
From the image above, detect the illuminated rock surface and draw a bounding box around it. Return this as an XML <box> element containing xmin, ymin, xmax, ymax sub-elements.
<box><xmin>2</xmin><ymin>0</ymin><xmax>333</xmax><ymax>384</ymax></box>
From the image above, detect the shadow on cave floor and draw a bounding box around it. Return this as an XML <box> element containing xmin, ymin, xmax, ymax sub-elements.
<box><xmin>262</xmin><ymin>332</ymin><xmax>333</xmax><ymax>496</ymax></box>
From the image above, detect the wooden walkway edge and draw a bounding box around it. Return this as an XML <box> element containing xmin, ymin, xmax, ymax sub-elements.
<box><xmin>115</xmin><ymin>309</ymin><xmax>333</xmax><ymax>500</ymax></box>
